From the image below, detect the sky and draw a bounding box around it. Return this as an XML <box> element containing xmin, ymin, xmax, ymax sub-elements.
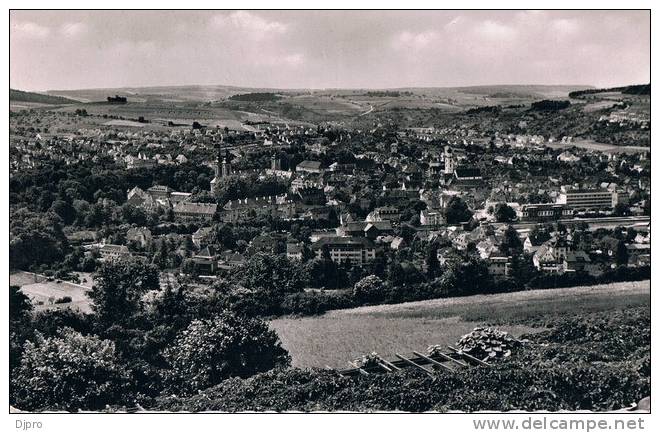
<box><xmin>10</xmin><ymin>10</ymin><xmax>650</xmax><ymax>91</ymax></box>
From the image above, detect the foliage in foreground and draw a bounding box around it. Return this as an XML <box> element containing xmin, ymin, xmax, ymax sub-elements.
<box><xmin>162</xmin><ymin>313</ymin><xmax>291</xmax><ymax>394</ymax></box>
<box><xmin>150</xmin><ymin>307</ymin><xmax>650</xmax><ymax>412</ymax></box>
<box><xmin>11</xmin><ymin>329</ymin><xmax>129</xmax><ymax>411</ymax></box>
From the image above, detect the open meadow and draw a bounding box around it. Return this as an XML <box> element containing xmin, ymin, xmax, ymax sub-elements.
<box><xmin>269</xmin><ymin>280</ymin><xmax>650</xmax><ymax>368</ymax></box>
<box><xmin>10</xmin><ymin>271</ymin><xmax>93</xmax><ymax>313</ymax></box>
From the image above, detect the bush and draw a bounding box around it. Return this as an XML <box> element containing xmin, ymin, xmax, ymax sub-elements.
<box><xmin>162</xmin><ymin>311</ymin><xmax>291</xmax><ymax>395</ymax></box>
<box><xmin>11</xmin><ymin>329</ymin><xmax>129</xmax><ymax>411</ymax></box>
<box><xmin>353</xmin><ymin>275</ymin><xmax>387</xmax><ymax>304</ymax></box>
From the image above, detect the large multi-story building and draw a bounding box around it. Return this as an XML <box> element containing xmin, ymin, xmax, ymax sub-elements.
<box><xmin>556</xmin><ymin>187</ymin><xmax>615</xmax><ymax>210</ymax></box>
<box><xmin>311</xmin><ymin>237</ymin><xmax>376</xmax><ymax>267</ymax></box>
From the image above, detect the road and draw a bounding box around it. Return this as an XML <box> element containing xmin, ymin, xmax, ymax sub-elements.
<box><xmin>359</xmin><ymin>104</ymin><xmax>374</xmax><ymax>116</ymax></box>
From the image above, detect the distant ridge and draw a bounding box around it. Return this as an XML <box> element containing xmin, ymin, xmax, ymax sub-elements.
<box><xmin>569</xmin><ymin>83</ymin><xmax>650</xmax><ymax>98</ymax></box>
<box><xmin>10</xmin><ymin>88</ymin><xmax>78</xmax><ymax>105</ymax></box>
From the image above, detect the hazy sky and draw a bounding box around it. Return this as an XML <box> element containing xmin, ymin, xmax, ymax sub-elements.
<box><xmin>10</xmin><ymin>10</ymin><xmax>650</xmax><ymax>91</ymax></box>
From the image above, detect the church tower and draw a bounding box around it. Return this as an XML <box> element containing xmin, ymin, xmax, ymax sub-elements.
<box><xmin>443</xmin><ymin>145</ymin><xmax>454</xmax><ymax>175</ymax></box>
<box><xmin>222</xmin><ymin>151</ymin><xmax>231</xmax><ymax>178</ymax></box>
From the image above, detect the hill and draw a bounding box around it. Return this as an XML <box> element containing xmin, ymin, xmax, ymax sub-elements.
<box><xmin>569</xmin><ymin>83</ymin><xmax>650</xmax><ymax>98</ymax></box>
<box><xmin>10</xmin><ymin>89</ymin><xmax>78</xmax><ymax>105</ymax></box>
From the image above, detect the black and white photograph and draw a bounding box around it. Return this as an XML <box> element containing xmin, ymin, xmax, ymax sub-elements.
<box><xmin>4</xmin><ymin>4</ymin><xmax>655</xmax><ymax>431</ymax></box>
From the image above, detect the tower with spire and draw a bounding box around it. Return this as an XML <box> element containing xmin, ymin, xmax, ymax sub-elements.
<box><xmin>210</xmin><ymin>135</ymin><xmax>231</xmax><ymax>193</ymax></box>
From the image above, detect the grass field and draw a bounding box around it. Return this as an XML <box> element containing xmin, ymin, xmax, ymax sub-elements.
<box><xmin>10</xmin><ymin>271</ymin><xmax>93</xmax><ymax>313</ymax></box>
<box><xmin>269</xmin><ymin>280</ymin><xmax>650</xmax><ymax>368</ymax></box>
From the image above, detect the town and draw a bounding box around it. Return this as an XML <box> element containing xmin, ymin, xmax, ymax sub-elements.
<box><xmin>10</xmin><ymin>96</ymin><xmax>650</xmax><ymax>294</ymax></box>
<box><xmin>8</xmin><ymin>8</ymin><xmax>651</xmax><ymax>417</ymax></box>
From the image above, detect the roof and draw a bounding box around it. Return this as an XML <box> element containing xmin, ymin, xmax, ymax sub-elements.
<box><xmin>287</xmin><ymin>243</ymin><xmax>304</xmax><ymax>254</ymax></box>
<box><xmin>297</xmin><ymin>160</ymin><xmax>322</xmax><ymax>170</ymax></box>
<box><xmin>147</xmin><ymin>185</ymin><xmax>173</xmax><ymax>193</ymax></box>
<box><xmin>343</xmin><ymin>221</ymin><xmax>393</xmax><ymax>232</ymax></box>
<box><xmin>173</xmin><ymin>202</ymin><xmax>217</xmax><ymax>215</ymax></box>
<box><xmin>311</xmin><ymin>236</ymin><xmax>375</xmax><ymax>250</ymax></box>
<box><xmin>454</xmin><ymin>167</ymin><xmax>482</xmax><ymax>179</ymax></box>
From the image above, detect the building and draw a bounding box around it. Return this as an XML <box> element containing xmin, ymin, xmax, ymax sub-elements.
<box><xmin>147</xmin><ymin>185</ymin><xmax>174</xmax><ymax>200</ymax></box>
<box><xmin>366</xmin><ymin>206</ymin><xmax>401</xmax><ymax>223</ymax></box>
<box><xmin>486</xmin><ymin>255</ymin><xmax>512</xmax><ymax>280</ymax></box>
<box><xmin>210</xmin><ymin>149</ymin><xmax>232</xmax><ymax>193</ymax></box>
<box><xmin>518</xmin><ymin>203</ymin><xmax>573</xmax><ymax>221</ymax></box>
<box><xmin>336</xmin><ymin>221</ymin><xmax>393</xmax><ymax>239</ymax></box>
<box><xmin>173</xmin><ymin>202</ymin><xmax>217</xmax><ymax>221</ymax></box>
<box><xmin>220</xmin><ymin>195</ymin><xmax>296</xmax><ymax>223</ymax></box>
<box><xmin>126</xmin><ymin>227</ymin><xmax>152</xmax><ymax>248</ymax></box>
<box><xmin>192</xmin><ymin>226</ymin><xmax>214</xmax><ymax>248</ymax></box>
<box><xmin>286</xmin><ymin>242</ymin><xmax>304</xmax><ymax>261</ymax></box>
<box><xmin>98</xmin><ymin>244</ymin><xmax>131</xmax><ymax>261</ymax></box>
<box><xmin>192</xmin><ymin>246</ymin><xmax>219</xmax><ymax>273</ymax></box>
<box><xmin>532</xmin><ymin>237</ymin><xmax>591</xmax><ymax>274</ymax></box>
<box><xmin>420</xmin><ymin>208</ymin><xmax>445</xmax><ymax>227</ymax></box>
<box><xmin>557</xmin><ymin>187</ymin><xmax>615</xmax><ymax>210</ymax></box>
<box><xmin>296</xmin><ymin>160</ymin><xmax>323</xmax><ymax>174</ymax></box>
<box><xmin>311</xmin><ymin>237</ymin><xmax>376</xmax><ymax>267</ymax></box>
<box><xmin>451</xmin><ymin>166</ymin><xmax>483</xmax><ymax>186</ymax></box>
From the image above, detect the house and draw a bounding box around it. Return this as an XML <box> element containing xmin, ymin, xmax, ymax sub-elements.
<box><xmin>486</xmin><ymin>255</ymin><xmax>511</xmax><ymax>280</ymax></box>
<box><xmin>296</xmin><ymin>160</ymin><xmax>323</xmax><ymax>174</ymax></box>
<box><xmin>336</xmin><ymin>221</ymin><xmax>393</xmax><ymax>239</ymax></box>
<box><xmin>367</xmin><ymin>206</ymin><xmax>401</xmax><ymax>223</ymax></box>
<box><xmin>126</xmin><ymin>227</ymin><xmax>152</xmax><ymax>248</ymax></box>
<box><xmin>533</xmin><ymin>238</ymin><xmax>571</xmax><ymax>273</ymax></box>
<box><xmin>192</xmin><ymin>246</ymin><xmax>219</xmax><ymax>273</ymax></box>
<box><xmin>626</xmin><ymin>243</ymin><xmax>651</xmax><ymax>268</ymax></box>
<box><xmin>218</xmin><ymin>251</ymin><xmax>246</xmax><ymax>269</ymax></box>
<box><xmin>390</xmin><ymin>236</ymin><xmax>405</xmax><ymax>250</ymax></box>
<box><xmin>98</xmin><ymin>244</ymin><xmax>131</xmax><ymax>261</ymax></box>
<box><xmin>420</xmin><ymin>208</ymin><xmax>445</xmax><ymax>227</ymax></box>
<box><xmin>192</xmin><ymin>227</ymin><xmax>214</xmax><ymax>248</ymax></box>
<box><xmin>173</xmin><ymin>202</ymin><xmax>217</xmax><ymax>221</ymax></box>
<box><xmin>175</xmin><ymin>154</ymin><xmax>188</xmax><ymax>164</ymax></box>
<box><xmin>523</xmin><ymin>236</ymin><xmax>544</xmax><ymax>254</ymax></box>
<box><xmin>311</xmin><ymin>237</ymin><xmax>376</xmax><ymax>267</ymax></box>
<box><xmin>286</xmin><ymin>242</ymin><xmax>304</xmax><ymax>261</ymax></box>
<box><xmin>563</xmin><ymin>251</ymin><xmax>592</xmax><ymax>273</ymax></box>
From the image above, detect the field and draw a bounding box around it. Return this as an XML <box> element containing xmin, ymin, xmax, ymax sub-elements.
<box><xmin>10</xmin><ymin>271</ymin><xmax>93</xmax><ymax>313</ymax></box>
<box><xmin>269</xmin><ymin>280</ymin><xmax>650</xmax><ymax>368</ymax></box>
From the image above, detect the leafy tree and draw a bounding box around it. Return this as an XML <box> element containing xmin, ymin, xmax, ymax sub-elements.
<box><xmin>444</xmin><ymin>196</ymin><xmax>473</xmax><ymax>225</ymax></box>
<box><xmin>162</xmin><ymin>312</ymin><xmax>290</xmax><ymax>394</ymax></box>
<box><xmin>353</xmin><ymin>275</ymin><xmax>387</xmax><ymax>303</ymax></box>
<box><xmin>494</xmin><ymin>203</ymin><xmax>516</xmax><ymax>223</ymax></box>
<box><xmin>10</xmin><ymin>286</ymin><xmax>33</xmax><ymax>371</ymax></box>
<box><xmin>425</xmin><ymin>243</ymin><xmax>441</xmax><ymax>279</ymax></box>
<box><xmin>11</xmin><ymin>329</ymin><xmax>128</xmax><ymax>411</ymax></box>
<box><xmin>500</xmin><ymin>225</ymin><xmax>523</xmax><ymax>256</ymax></box>
<box><xmin>89</xmin><ymin>258</ymin><xmax>159</xmax><ymax>328</ymax></box>
<box><xmin>10</xmin><ymin>208</ymin><xmax>69</xmax><ymax>270</ymax></box>
<box><xmin>614</xmin><ymin>240</ymin><xmax>629</xmax><ymax>266</ymax></box>
<box><xmin>236</xmin><ymin>253</ymin><xmax>307</xmax><ymax>297</ymax></box>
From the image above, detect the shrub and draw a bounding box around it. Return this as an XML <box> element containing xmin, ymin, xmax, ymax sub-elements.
<box><xmin>162</xmin><ymin>311</ymin><xmax>291</xmax><ymax>395</ymax></box>
<box><xmin>11</xmin><ymin>329</ymin><xmax>128</xmax><ymax>411</ymax></box>
<box><xmin>353</xmin><ymin>275</ymin><xmax>387</xmax><ymax>304</ymax></box>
